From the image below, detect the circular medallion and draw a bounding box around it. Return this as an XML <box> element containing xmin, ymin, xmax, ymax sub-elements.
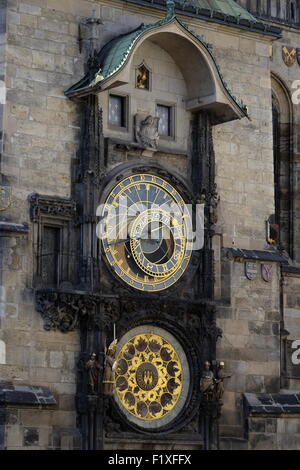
<box><xmin>100</xmin><ymin>173</ymin><xmax>192</xmax><ymax>292</ymax></box>
<box><xmin>114</xmin><ymin>328</ymin><xmax>188</xmax><ymax>428</ymax></box>
<box><xmin>136</xmin><ymin>363</ymin><xmax>159</xmax><ymax>391</ymax></box>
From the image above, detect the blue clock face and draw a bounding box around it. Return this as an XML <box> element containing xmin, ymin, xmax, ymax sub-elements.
<box><xmin>101</xmin><ymin>174</ymin><xmax>192</xmax><ymax>292</ymax></box>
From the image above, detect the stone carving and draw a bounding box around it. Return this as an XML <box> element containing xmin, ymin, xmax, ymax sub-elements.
<box><xmin>35</xmin><ymin>290</ymin><xmax>99</xmax><ymax>332</ymax></box>
<box><xmin>103</xmin><ymin>339</ymin><xmax>118</xmax><ymax>395</ymax></box>
<box><xmin>200</xmin><ymin>361</ymin><xmax>230</xmax><ymax>403</ymax></box>
<box><xmin>135</xmin><ymin>114</ymin><xmax>160</xmax><ymax>149</ymax></box>
<box><xmin>85</xmin><ymin>353</ymin><xmax>102</xmax><ymax>394</ymax></box>
<box><xmin>261</xmin><ymin>264</ymin><xmax>273</xmax><ymax>282</ymax></box>
<box><xmin>29</xmin><ymin>193</ymin><xmax>77</xmax><ymax>222</ymax></box>
<box><xmin>245</xmin><ymin>261</ymin><xmax>257</xmax><ymax>280</ymax></box>
<box><xmin>214</xmin><ymin>361</ymin><xmax>231</xmax><ymax>402</ymax></box>
<box><xmin>200</xmin><ymin>361</ymin><xmax>215</xmax><ymax>400</ymax></box>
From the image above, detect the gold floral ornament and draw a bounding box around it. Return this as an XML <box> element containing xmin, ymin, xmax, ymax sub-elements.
<box><xmin>114</xmin><ymin>333</ymin><xmax>183</xmax><ymax>420</ymax></box>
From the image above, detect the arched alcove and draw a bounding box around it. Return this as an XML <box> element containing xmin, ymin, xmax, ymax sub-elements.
<box><xmin>66</xmin><ymin>15</ymin><xmax>247</xmax><ymax>125</ymax></box>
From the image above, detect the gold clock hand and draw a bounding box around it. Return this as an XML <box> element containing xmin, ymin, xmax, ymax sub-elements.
<box><xmin>108</xmin><ymin>235</ymin><xmax>141</xmax><ymax>246</ymax></box>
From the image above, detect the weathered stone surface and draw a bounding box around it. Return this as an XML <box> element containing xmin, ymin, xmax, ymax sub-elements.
<box><xmin>0</xmin><ymin>0</ymin><xmax>299</xmax><ymax>451</ymax></box>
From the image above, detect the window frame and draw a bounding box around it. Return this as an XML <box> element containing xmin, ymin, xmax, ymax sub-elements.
<box><xmin>156</xmin><ymin>101</ymin><xmax>176</xmax><ymax>141</ymax></box>
<box><xmin>108</xmin><ymin>93</ymin><xmax>129</xmax><ymax>132</ymax></box>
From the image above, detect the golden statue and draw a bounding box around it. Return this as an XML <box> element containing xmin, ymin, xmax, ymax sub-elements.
<box><xmin>103</xmin><ymin>339</ymin><xmax>118</xmax><ymax>395</ymax></box>
<box><xmin>137</xmin><ymin>66</ymin><xmax>148</xmax><ymax>89</ymax></box>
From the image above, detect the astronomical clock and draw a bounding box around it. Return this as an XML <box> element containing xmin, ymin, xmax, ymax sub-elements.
<box><xmin>94</xmin><ymin>161</ymin><xmax>217</xmax><ymax>441</ymax></box>
<box><xmin>97</xmin><ymin>167</ymin><xmax>203</xmax><ymax>437</ymax></box>
<box><xmin>35</xmin><ymin>0</ymin><xmax>246</xmax><ymax>450</ymax></box>
<box><xmin>101</xmin><ymin>173</ymin><xmax>192</xmax><ymax>293</ymax></box>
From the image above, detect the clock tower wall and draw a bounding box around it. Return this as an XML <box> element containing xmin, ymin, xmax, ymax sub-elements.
<box><xmin>0</xmin><ymin>0</ymin><xmax>291</xmax><ymax>451</ymax></box>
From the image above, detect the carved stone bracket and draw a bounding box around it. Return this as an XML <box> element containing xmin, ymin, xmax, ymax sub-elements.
<box><xmin>29</xmin><ymin>193</ymin><xmax>77</xmax><ymax>222</ymax></box>
<box><xmin>35</xmin><ymin>290</ymin><xmax>101</xmax><ymax>332</ymax></box>
<box><xmin>35</xmin><ymin>290</ymin><xmax>222</xmax><ymax>343</ymax></box>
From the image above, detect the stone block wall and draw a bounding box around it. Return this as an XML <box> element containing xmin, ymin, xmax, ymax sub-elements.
<box><xmin>217</xmin><ymin>258</ymin><xmax>281</xmax><ymax>439</ymax></box>
<box><xmin>0</xmin><ymin>0</ymin><xmax>299</xmax><ymax>450</ymax></box>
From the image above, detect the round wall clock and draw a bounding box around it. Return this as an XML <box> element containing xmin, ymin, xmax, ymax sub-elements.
<box><xmin>100</xmin><ymin>173</ymin><xmax>192</xmax><ymax>292</ymax></box>
<box><xmin>113</xmin><ymin>326</ymin><xmax>190</xmax><ymax>430</ymax></box>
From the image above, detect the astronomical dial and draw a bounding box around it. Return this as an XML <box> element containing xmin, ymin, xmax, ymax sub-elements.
<box><xmin>100</xmin><ymin>173</ymin><xmax>192</xmax><ymax>292</ymax></box>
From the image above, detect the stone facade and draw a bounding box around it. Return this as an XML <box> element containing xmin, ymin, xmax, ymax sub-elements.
<box><xmin>0</xmin><ymin>0</ymin><xmax>299</xmax><ymax>450</ymax></box>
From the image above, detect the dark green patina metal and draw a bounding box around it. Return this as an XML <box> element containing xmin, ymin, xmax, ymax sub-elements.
<box><xmin>179</xmin><ymin>0</ymin><xmax>256</xmax><ymax>20</ymax></box>
<box><xmin>119</xmin><ymin>0</ymin><xmax>281</xmax><ymax>36</ymax></box>
<box><xmin>65</xmin><ymin>3</ymin><xmax>249</xmax><ymax>117</ymax></box>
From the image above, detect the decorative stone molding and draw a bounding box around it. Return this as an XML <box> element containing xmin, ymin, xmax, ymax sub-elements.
<box><xmin>29</xmin><ymin>194</ymin><xmax>77</xmax><ymax>223</ymax></box>
<box><xmin>35</xmin><ymin>290</ymin><xmax>100</xmax><ymax>332</ymax></box>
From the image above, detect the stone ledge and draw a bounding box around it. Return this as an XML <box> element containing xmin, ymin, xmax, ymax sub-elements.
<box><xmin>282</xmin><ymin>265</ymin><xmax>300</xmax><ymax>275</ymax></box>
<box><xmin>0</xmin><ymin>222</ymin><xmax>29</xmax><ymax>233</ymax></box>
<box><xmin>244</xmin><ymin>392</ymin><xmax>300</xmax><ymax>416</ymax></box>
<box><xmin>0</xmin><ymin>382</ymin><xmax>57</xmax><ymax>407</ymax></box>
<box><xmin>224</xmin><ymin>247</ymin><xmax>289</xmax><ymax>264</ymax></box>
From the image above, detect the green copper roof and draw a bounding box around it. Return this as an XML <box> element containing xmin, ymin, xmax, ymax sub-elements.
<box><xmin>65</xmin><ymin>6</ymin><xmax>176</xmax><ymax>97</ymax></box>
<box><xmin>175</xmin><ymin>0</ymin><xmax>257</xmax><ymax>20</ymax></box>
<box><xmin>65</xmin><ymin>2</ymin><xmax>249</xmax><ymax>117</ymax></box>
<box><xmin>120</xmin><ymin>0</ymin><xmax>281</xmax><ymax>36</ymax></box>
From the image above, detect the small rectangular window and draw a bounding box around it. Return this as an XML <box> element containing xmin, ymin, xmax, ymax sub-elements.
<box><xmin>109</xmin><ymin>95</ymin><xmax>126</xmax><ymax>128</ymax></box>
<box><xmin>156</xmin><ymin>104</ymin><xmax>172</xmax><ymax>137</ymax></box>
<box><xmin>42</xmin><ymin>226</ymin><xmax>61</xmax><ymax>287</ymax></box>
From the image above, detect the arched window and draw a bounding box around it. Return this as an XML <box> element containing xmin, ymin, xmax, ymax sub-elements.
<box><xmin>271</xmin><ymin>75</ymin><xmax>293</xmax><ymax>256</ymax></box>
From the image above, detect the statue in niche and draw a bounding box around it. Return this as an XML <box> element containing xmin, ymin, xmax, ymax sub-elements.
<box><xmin>136</xmin><ymin>64</ymin><xmax>149</xmax><ymax>90</ymax></box>
<box><xmin>200</xmin><ymin>360</ymin><xmax>231</xmax><ymax>402</ymax></box>
<box><xmin>85</xmin><ymin>352</ymin><xmax>102</xmax><ymax>394</ymax></box>
<box><xmin>214</xmin><ymin>361</ymin><xmax>231</xmax><ymax>402</ymax></box>
<box><xmin>200</xmin><ymin>361</ymin><xmax>215</xmax><ymax>400</ymax></box>
<box><xmin>103</xmin><ymin>339</ymin><xmax>118</xmax><ymax>395</ymax></box>
<box><xmin>135</xmin><ymin>114</ymin><xmax>160</xmax><ymax>150</ymax></box>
